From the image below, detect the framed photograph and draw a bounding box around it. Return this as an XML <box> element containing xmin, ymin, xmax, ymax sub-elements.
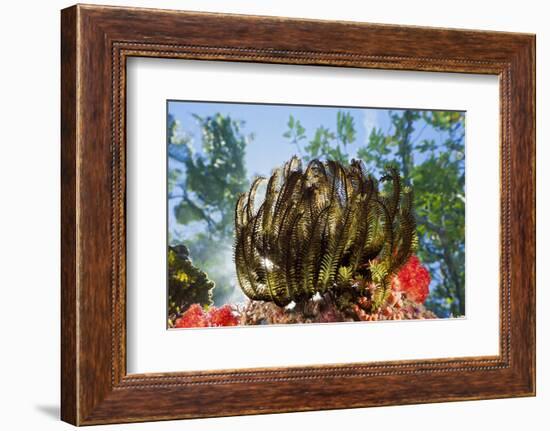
<box><xmin>61</xmin><ymin>4</ymin><xmax>535</xmax><ymax>425</ymax></box>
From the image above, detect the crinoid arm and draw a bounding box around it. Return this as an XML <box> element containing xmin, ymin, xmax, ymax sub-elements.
<box><xmin>234</xmin><ymin>157</ymin><xmax>418</xmax><ymax>314</ymax></box>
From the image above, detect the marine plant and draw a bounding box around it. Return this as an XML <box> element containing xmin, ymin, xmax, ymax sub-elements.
<box><xmin>168</xmin><ymin>244</ymin><xmax>214</xmax><ymax>320</ymax></box>
<box><xmin>234</xmin><ymin>157</ymin><xmax>418</xmax><ymax>313</ymax></box>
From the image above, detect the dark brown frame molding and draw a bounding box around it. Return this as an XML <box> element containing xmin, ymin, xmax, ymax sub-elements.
<box><xmin>61</xmin><ymin>4</ymin><xmax>536</xmax><ymax>425</ymax></box>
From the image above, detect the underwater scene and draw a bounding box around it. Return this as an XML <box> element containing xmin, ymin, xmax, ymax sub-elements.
<box><xmin>167</xmin><ymin>101</ymin><xmax>465</xmax><ymax>329</ymax></box>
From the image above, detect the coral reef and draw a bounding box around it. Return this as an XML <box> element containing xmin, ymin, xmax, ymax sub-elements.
<box><xmin>239</xmin><ymin>296</ymin><xmax>436</xmax><ymax>325</ymax></box>
<box><xmin>170</xmin><ymin>157</ymin><xmax>439</xmax><ymax>329</ymax></box>
<box><xmin>240</xmin><ymin>254</ymin><xmax>435</xmax><ymax>325</ymax></box>
<box><xmin>171</xmin><ymin>255</ymin><xmax>434</xmax><ymax>328</ymax></box>
<box><xmin>173</xmin><ymin>304</ymin><xmax>239</xmax><ymax>328</ymax></box>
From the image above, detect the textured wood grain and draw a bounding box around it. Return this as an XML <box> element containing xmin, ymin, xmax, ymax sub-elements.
<box><xmin>60</xmin><ymin>4</ymin><xmax>535</xmax><ymax>425</ymax></box>
<box><xmin>60</xmin><ymin>6</ymin><xmax>78</xmax><ymax>425</ymax></box>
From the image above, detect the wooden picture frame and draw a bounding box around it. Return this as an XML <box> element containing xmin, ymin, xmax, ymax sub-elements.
<box><xmin>61</xmin><ymin>4</ymin><xmax>535</xmax><ymax>425</ymax></box>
